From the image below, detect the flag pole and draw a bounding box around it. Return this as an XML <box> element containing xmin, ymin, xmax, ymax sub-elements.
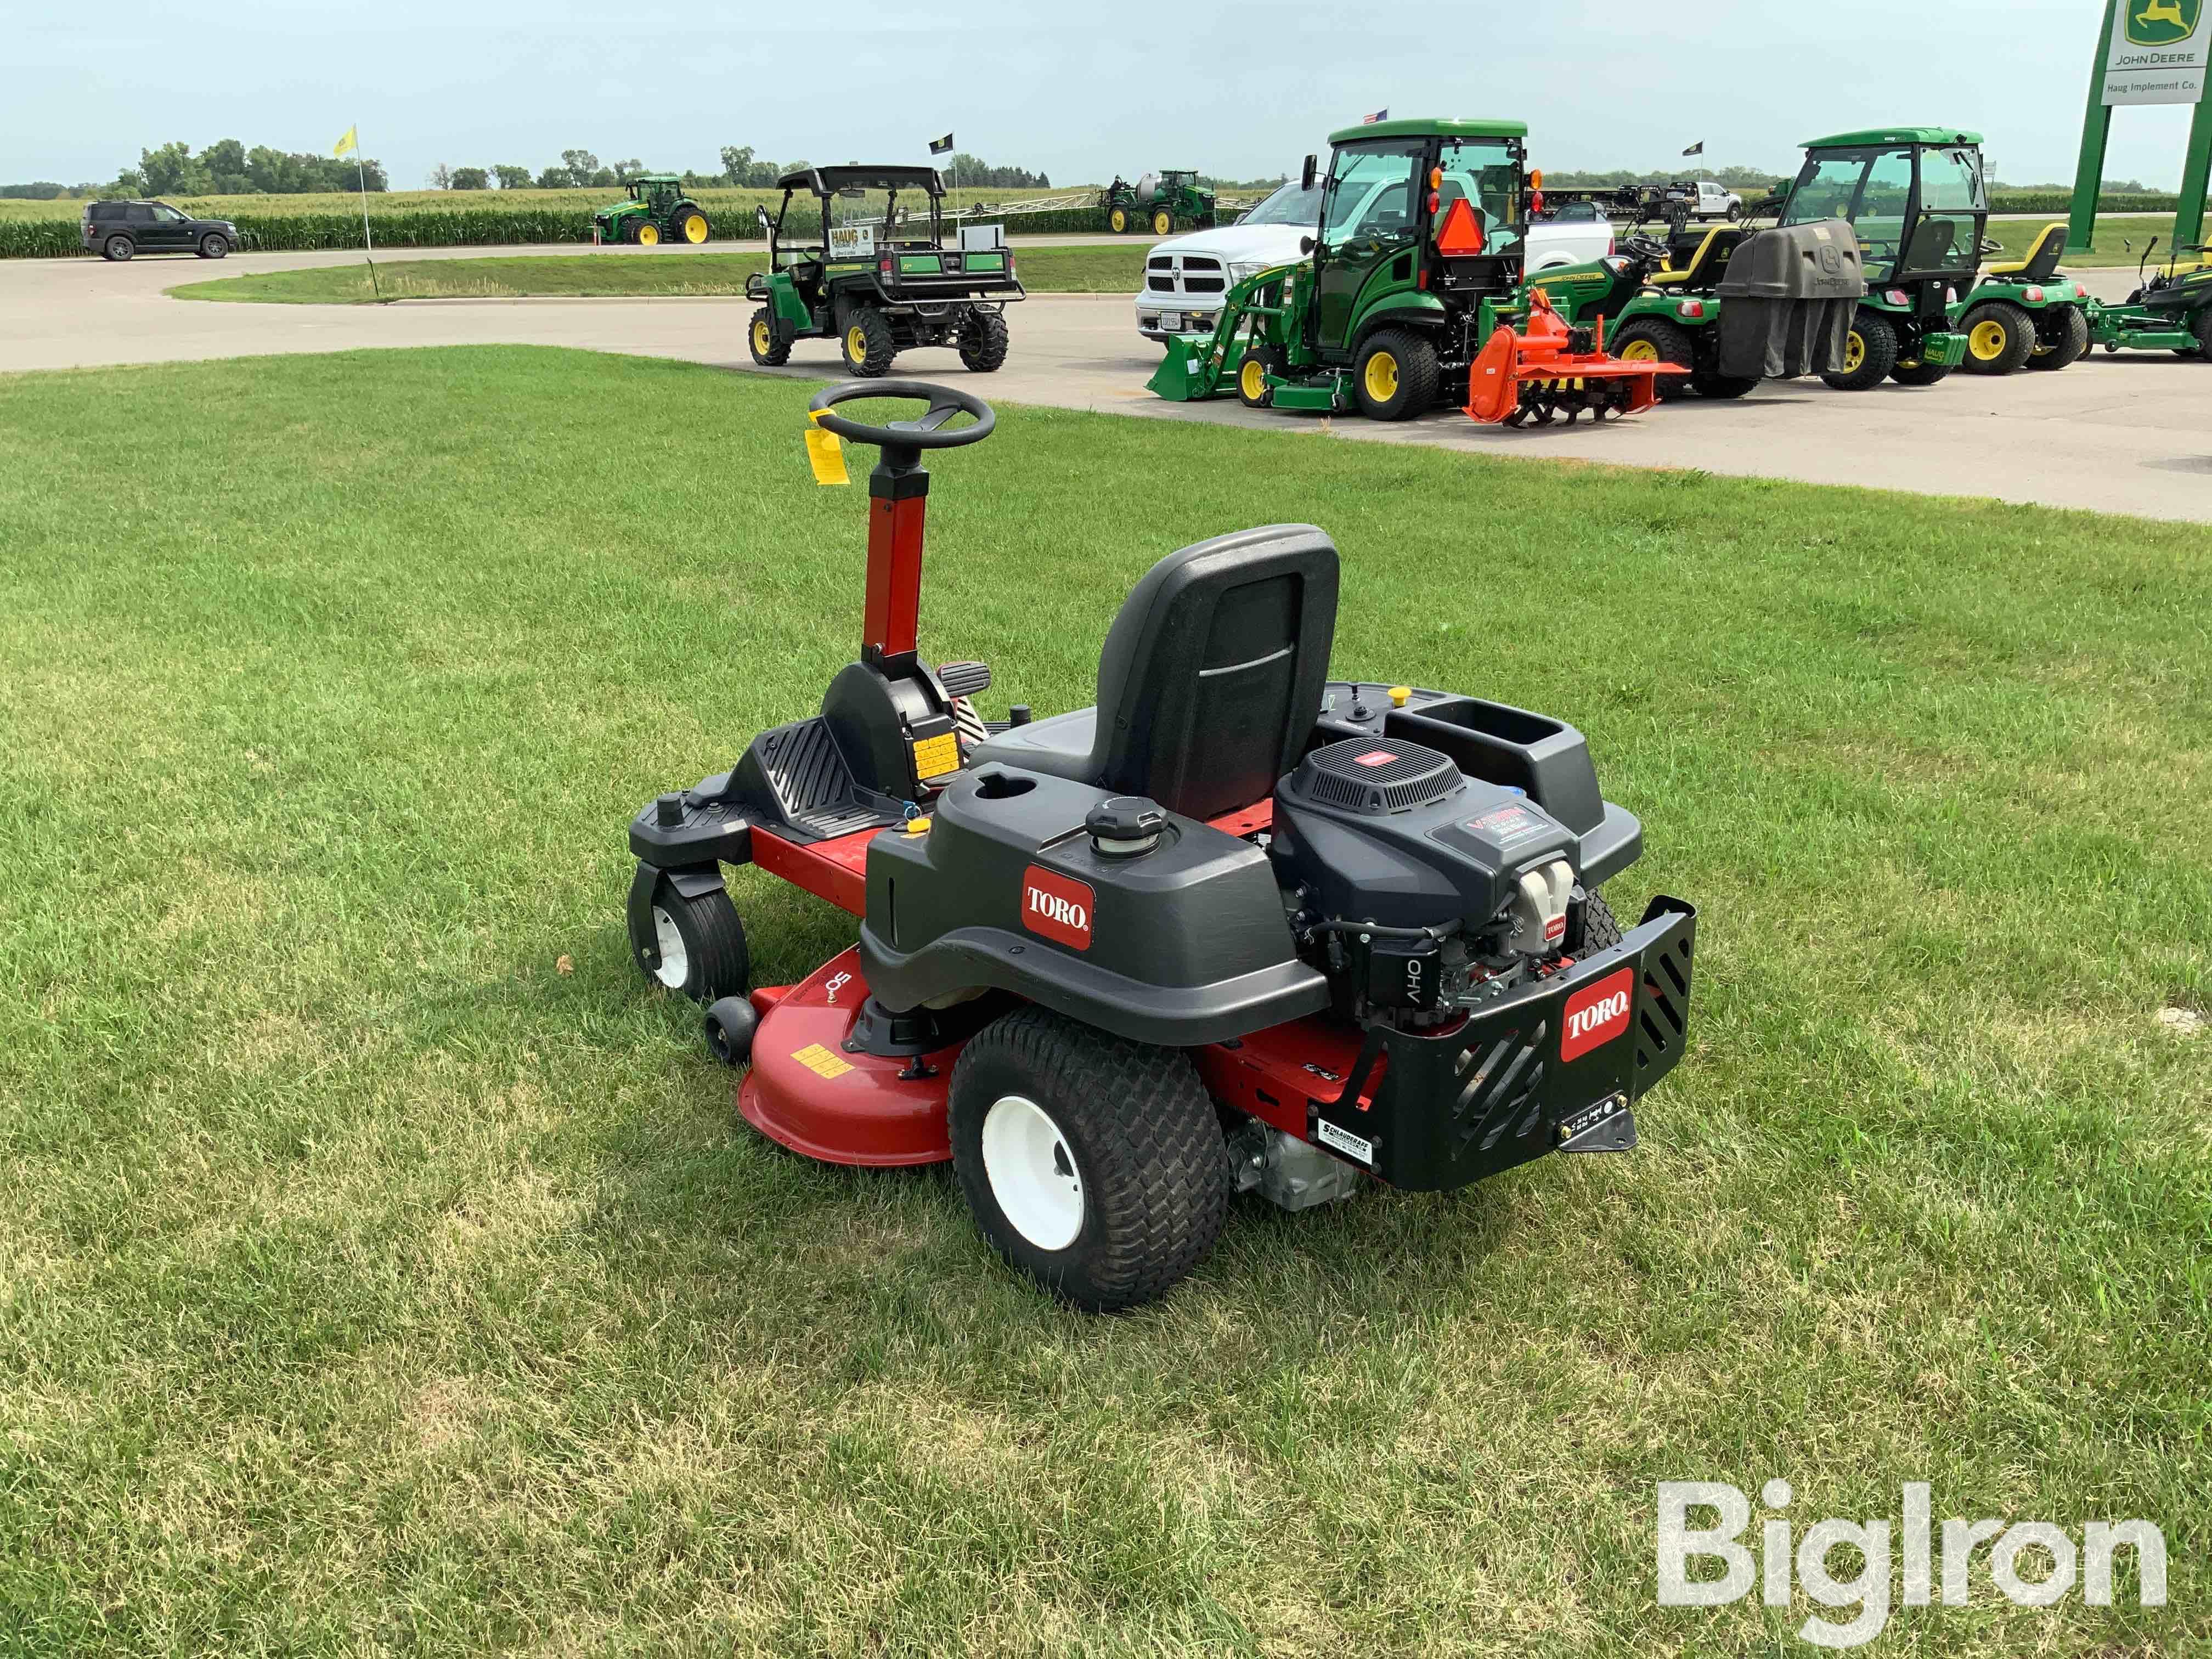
<box><xmin>354</xmin><ymin>126</ymin><xmax>382</xmax><ymax>302</ymax></box>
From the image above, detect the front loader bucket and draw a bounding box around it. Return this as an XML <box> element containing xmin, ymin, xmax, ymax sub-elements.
<box><xmin>1466</xmin><ymin>294</ymin><xmax>1689</xmax><ymax>427</ymax></box>
<box><xmin>1147</xmin><ymin>334</ymin><xmax>1211</xmax><ymax>401</ymax></box>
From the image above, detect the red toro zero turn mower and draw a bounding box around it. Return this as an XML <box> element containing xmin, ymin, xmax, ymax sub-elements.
<box><xmin>627</xmin><ymin>381</ymin><xmax>1700</xmax><ymax>1310</ymax></box>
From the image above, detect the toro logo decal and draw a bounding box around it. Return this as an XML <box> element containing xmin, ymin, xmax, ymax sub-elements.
<box><xmin>1020</xmin><ymin>865</ymin><xmax>1094</xmax><ymax>951</ymax></box>
<box><xmin>1561</xmin><ymin>967</ymin><xmax>1635</xmax><ymax>1062</ymax></box>
<box><xmin>1351</xmin><ymin>749</ymin><xmax>1397</xmax><ymax>768</ymax></box>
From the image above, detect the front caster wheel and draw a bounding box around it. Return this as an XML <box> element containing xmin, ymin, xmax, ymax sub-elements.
<box><xmin>627</xmin><ymin>863</ymin><xmax>749</xmax><ymax>1003</ymax></box>
<box><xmin>703</xmin><ymin>996</ymin><xmax>758</xmax><ymax>1066</ymax></box>
<box><xmin>949</xmin><ymin>1007</ymin><xmax>1229</xmax><ymax>1312</ymax></box>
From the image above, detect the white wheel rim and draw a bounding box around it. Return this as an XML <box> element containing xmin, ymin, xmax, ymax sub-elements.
<box><xmin>980</xmin><ymin>1094</ymin><xmax>1084</xmax><ymax>1251</ymax></box>
<box><xmin>650</xmin><ymin>905</ymin><xmax>688</xmax><ymax>989</ymax></box>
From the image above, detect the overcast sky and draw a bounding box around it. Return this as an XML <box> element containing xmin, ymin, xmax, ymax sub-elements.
<box><xmin>8</xmin><ymin>0</ymin><xmax>2202</xmax><ymax>190</ymax></box>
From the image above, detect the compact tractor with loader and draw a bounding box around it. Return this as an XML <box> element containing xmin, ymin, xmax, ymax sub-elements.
<box><xmin>592</xmin><ymin>175</ymin><xmax>712</xmax><ymax>247</ymax></box>
<box><xmin>1101</xmin><ymin>171</ymin><xmax>1217</xmax><ymax>236</ymax></box>
<box><xmin>2085</xmin><ymin>236</ymin><xmax>2212</xmax><ymax>359</ymax></box>
<box><xmin>1773</xmin><ymin>128</ymin><xmax>1988</xmax><ymax>390</ymax></box>
<box><xmin>745</xmin><ymin>165</ymin><xmax>1024</xmax><ymax>378</ymax></box>
<box><xmin>623</xmin><ymin>380</ymin><xmax>1701</xmax><ymax>1310</ymax></box>
<box><xmin>1149</xmin><ymin>119</ymin><xmax>1685</xmax><ymax>426</ymax></box>
<box><xmin>1953</xmin><ymin>222</ymin><xmax>2095</xmax><ymax>374</ymax></box>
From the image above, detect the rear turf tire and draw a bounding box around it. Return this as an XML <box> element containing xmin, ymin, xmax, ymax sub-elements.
<box><xmin>949</xmin><ymin>1006</ymin><xmax>1230</xmax><ymax>1312</ymax></box>
<box><xmin>1959</xmin><ymin>301</ymin><xmax>2035</xmax><ymax>375</ymax></box>
<box><xmin>1351</xmin><ymin>328</ymin><xmax>1439</xmax><ymax>421</ymax></box>
<box><xmin>2026</xmin><ymin>305</ymin><xmax>2090</xmax><ymax>371</ymax></box>
<box><xmin>957</xmin><ymin>310</ymin><xmax>1009</xmax><ymax>373</ymax></box>
<box><xmin>840</xmin><ymin>308</ymin><xmax>897</xmax><ymax>377</ymax></box>
<box><xmin>1612</xmin><ymin>318</ymin><xmax>1696</xmax><ymax>402</ymax></box>
<box><xmin>1821</xmin><ymin>312</ymin><xmax>1898</xmax><ymax>391</ymax></box>
<box><xmin>747</xmin><ymin>307</ymin><xmax>792</xmax><ymax>366</ymax></box>
<box><xmin>627</xmin><ymin>864</ymin><xmax>749</xmax><ymax>1005</ymax></box>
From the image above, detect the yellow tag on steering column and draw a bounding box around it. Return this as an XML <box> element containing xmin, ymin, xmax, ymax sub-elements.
<box><xmin>804</xmin><ymin>410</ymin><xmax>848</xmax><ymax>487</ymax></box>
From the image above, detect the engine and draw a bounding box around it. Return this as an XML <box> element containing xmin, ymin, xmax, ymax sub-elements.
<box><xmin>1268</xmin><ymin>736</ymin><xmax>1593</xmax><ymax>1027</ymax></box>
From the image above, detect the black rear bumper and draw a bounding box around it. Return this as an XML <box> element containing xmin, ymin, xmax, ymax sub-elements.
<box><xmin>1309</xmin><ymin>897</ymin><xmax>1697</xmax><ymax>1192</ymax></box>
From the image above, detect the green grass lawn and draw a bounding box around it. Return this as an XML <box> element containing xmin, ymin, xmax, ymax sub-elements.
<box><xmin>170</xmin><ymin>246</ymin><xmax>1144</xmax><ymax>304</ymax></box>
<box><xmin>1</xmin><ymin>346</ymin><xmax>2207</xmax><ymax>1655</ymax></box>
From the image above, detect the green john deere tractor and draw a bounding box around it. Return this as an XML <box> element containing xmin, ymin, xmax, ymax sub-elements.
<box><xmin>1776</xmin><ymin>128</ymin><xmax>1988</xmax><ymax>390</ymax></box>
<box><xmin>1101</xmin><ymin>170</ymin><xmax>1216</xmax><ymax>236</ymax></box>
<box><xmin>2085</xmin><ymin>235</ymin><xmax>2212</xmax><ymax>360</ymax></box>
<box><xmin>1953</xmin><ymin>222</ymin><xmax>2094</xmax><ymax>374</ymax></box>
<box><xmin>744</xmin><ymin>165</ymin><xmax>1024</xmax><ymax>377</ymax></box>
<box><xmin>592</xmin><ymin>174</ymin><xmax>712</xmax><ymax>247</ymax></box>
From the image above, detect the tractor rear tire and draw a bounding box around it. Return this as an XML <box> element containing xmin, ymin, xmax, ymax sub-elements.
<box><xmin>2027</xmin><ymin>305</ymin><xmax>2090</xmax><ymax>370</ymax></box>
<box><xmin>840</xmin><ymin>308</ymin><xmax>897</xmax><ymax>377</ymax></box>
<box><xmin>948</xmin><ymin>1006</ymin><xmax>1230</xmax><ymax>1312</ymax></box>
<box><xmin>678</xmin><ymin>209</ymin><xmax>710</xmax><ymax>245</ymax></box>
<box><xmin>747</xmin><ymin>307</ymin><xmax>792</xmax><ymax>366</ymax></box>
<box><xmin>1959</xmin><ymin>301</ymin><xmax>2035</xmax><ymax>375</ymax></box>
<box><xmin>1821</xmin><ymin>312</ymin><xmax>1899</xmax><ymax>391</ymax></box>
<box><xmin>628</xmin><ymin>864</ymin><xmax>750</xmax><ymax>1005</ymax></box>
<box><xmin>957</xmin><ymin>310</ymin><xmax>1009</xmax><ymax>373</ymax></box>
<box><xmin>1237</xmin><ymin>348</ymin><xmax>1279</xmax><ymax>409</ymax></box>
<box><xmin>1351</xmin><ymin>328</ymin><xmax>1439</xmax><ymax>421</ymax></box>
<box><xmin>1152</xmin><ymin>208</ymin><xmax>1172</xmax><ymax>236</ymax></box>
<box><xmin>1611</xmin><ymin>317</ymin><xmax>1696</xmax><ymax>402</ymax></box>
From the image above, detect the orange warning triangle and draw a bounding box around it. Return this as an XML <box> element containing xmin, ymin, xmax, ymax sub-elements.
<box><xmin>1437</xmin><ymin>196</ymin><xmax>1486</xmax><ymax>256</ymax></box>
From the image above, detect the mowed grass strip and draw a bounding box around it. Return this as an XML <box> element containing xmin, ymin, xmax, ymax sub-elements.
<box><xmin>168</xmin><ymin>245</ymin><xmax>1147</xmax><ymax>304</ymax></box>
<box><xmin>0</xmin><ymin>346</ymin><xmax>2205</xmax><ymax>1655</ymax></box>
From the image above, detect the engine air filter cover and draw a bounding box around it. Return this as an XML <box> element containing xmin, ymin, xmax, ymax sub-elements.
<box><xmin>1288</xmin><ymin>737</ymin><xmax>1462</xmax><ymax>816</ymax></box>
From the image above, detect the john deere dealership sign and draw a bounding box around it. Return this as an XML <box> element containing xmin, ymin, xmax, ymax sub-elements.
<box><xmin>2104</xmin><ymin>0</ymin><xmax>2208</xmax><ymax>104</ymax></box>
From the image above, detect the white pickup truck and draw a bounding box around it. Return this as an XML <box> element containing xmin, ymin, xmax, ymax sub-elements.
<box><xmin>1672</xmin><ymin>180</ymin><xmax>1746</xmax><ymax>222</ymax></box>
<box><xmin>1135</xmin><ymin>176</ymin><xmax>1615</xmax><ymax>344</ymax></box>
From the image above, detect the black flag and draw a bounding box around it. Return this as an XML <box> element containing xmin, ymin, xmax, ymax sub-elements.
<box><xmin>928</xmin><ymin>133</ymin><xmax>954</xmax><ymax>155</ymax></box>
<box><xmin>1682</xmin><ymin>140</ymin><xmax>1704</xmax><ymax>156</ymax></box>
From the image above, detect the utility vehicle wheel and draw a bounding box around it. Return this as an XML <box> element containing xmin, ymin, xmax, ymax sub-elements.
<box><xmin>747</xmin><ymin>308</ymin><xmax>792</xmax><ymax>366</ymax></box>
<box><xmin>2027</xmin><ymin>306</ymin><xmax>2089</xmax><ymax>370</ymax></box>
<box><xmin>1108</xmin><ymin>206</ymin><xmax>1129</xmax><ymax>234</ymax></box>
<box><xmin>949</xmin><ymin>1006</ymin><xmax>1230</xmax><ymax>1312</ymax></box>
<box><xmin>633</xmin><ymin>221</ymin><xmax>661</xmax><ymax>247</ymax></box>
<box><xmin>103</xmin><ymin>235</ymin><xmax>134</xmax><ymax>262</ymax></box>
<box><xmin>1889</xmin><ymin>359</ymin><xmax>1954</xmax><ymax>386</ymax></box>
<box><xmin>627</xmin><ymin>864</ymin><xmax>749</xmax><ymax>1005</ymax></box>
<box><xmin>1611</xmin><ymin>318</ymin><xmax>1696</xmax><ymax>402</ymax></box>
<box><xmin>1821</xmin><ymin>313</ymin><xmax>1898</xmax><ymax>391</ymax></box>
<box><xmin>840</xmin><ymin>309</ymin><xmax>897</xmax><ymax>377</ymax></box>
<box><xmin>1351</xmin><ymin>329</ymin><xmax>1439</xmax><ymax>421</ymax></box>
<box><xmin>1959</xmin><ymin>302</ymin><xmax>2034</xmax><ymax>375</ymax></box>
<box><xmin>957</xmin><ymin>310</ymin><xmax>1009</xmax><ymax>373</ymax></box>
<box><xmin>197</xmin><ymin>233</ymin><xmax>229</xmax><ymax>259</ymax></box>
<box><xmin>1237</xmin><ymin>348</ymin><xmax>1278</xmax><ymax>409</ymax></box>
<box><xmin>1152</xmin><ymin>208</ymin><xmax>1172</xmax><ymax>236</ymax></box>
<box><xmin>1575</xmin><ymin>890</ymin><xmax>1623</xmax><ymax>957</ymax></box>
<box><xmin>679</xmin><ymin>211</ymin><xmax>710</xmax><ymax>245</ymax></box>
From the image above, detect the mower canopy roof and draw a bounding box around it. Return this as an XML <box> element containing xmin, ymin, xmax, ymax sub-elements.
<box><xmin>630</xmin><ymin>173</ymin><xmax>682</xmax><ymax>184</ymax></box>
<box><xmin>1801</xmin><ymin>127</ymin><xmax>1983</xmax><ymax>149</ymax></box>
<box><xmin>781</xmin><ymin>165</ymin><xmax>944</xmax><ymax>198</ymax></box>
<box><xmin>1327</xmin><ymin>116</ymin><xmax>1527</xmax><ymax>146</ymax></box>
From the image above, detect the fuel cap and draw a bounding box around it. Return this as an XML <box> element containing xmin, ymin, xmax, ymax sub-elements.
<box><xmin>1086</xmin><ymin>796</ymin><xmax>1166</xmax><ymax>857</ymax></box>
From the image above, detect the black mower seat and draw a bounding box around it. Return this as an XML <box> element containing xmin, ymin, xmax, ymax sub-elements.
<box><xmin>966</xmin><ymin>523</ymin><xmax>1340</xmax><ymax>821</ymax></box>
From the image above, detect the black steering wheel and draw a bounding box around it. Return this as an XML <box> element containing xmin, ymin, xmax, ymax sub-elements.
<box><xmin>1620</xmin><ymin>233</ymin><xmax>1672</xmax><ymax>267</ymax></box>
<box><xmin>808</xmin><ymin>379</ymin><xmax>995</xmax><ymax>452</ymax></box>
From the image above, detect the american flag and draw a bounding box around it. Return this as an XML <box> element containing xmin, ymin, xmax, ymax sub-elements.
<box><xmin>1362</xmin><ymin>108</ymin><xmax>1388</xmax><ymax>124</ymax></box>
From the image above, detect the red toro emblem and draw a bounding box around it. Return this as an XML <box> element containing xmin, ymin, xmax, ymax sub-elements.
<box><xmin>1020</xmin><ymin>865</ymin><xmax>1094</xmax><ymax>951</ymax></box>
<box><xmin>1561</xmin><ymin>967</ymin><xmax>1634</xmax><ymax>1062</ymax></box>
<box><xmin>1351</xmin><ymin>749</ymin><xmax>1397</xmax><ymax>768</ymax></box>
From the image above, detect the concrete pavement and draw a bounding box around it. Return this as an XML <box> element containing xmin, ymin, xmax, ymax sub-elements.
<box><xmin>3</xmin><ymin>245</ymin><xmax>2208</xmax><ymax>523</ymax></box>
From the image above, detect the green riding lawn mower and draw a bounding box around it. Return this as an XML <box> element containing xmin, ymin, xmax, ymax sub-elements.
<box><xmin>2085</xmin><ymin>236</ymin><xmax>2212</xmax><ymax>360</ymax></box>
<box><xmin>592</xmin><ymin>175</ymin><xmax>712</xmax><ymax>247</ymax></box>
<box><xmin>1101</xmin><ymin>171</ymin><xmax>1217</xmax><ymax>236</ymax></box>
<box><xmin>1150</xmin><ymin>119</ymin><xmax>1683</xmax><ymax>427</ymax></box>
<box><xmin>745</xmin><ymin>165</ymin><xmax>1025</xmax><ymax>378</ymax></box>
<box><xmin>1952</xmin><ymin>222</ymin><xmax>2094</xmax><ymax>375</ymax></box>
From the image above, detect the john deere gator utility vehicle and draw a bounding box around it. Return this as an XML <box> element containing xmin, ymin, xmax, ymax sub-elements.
<box><xmin>1953</xmin><ymin>222</ymin><xmax>2095</xmax><ymax>374</ymax></box>
<box><xmin>2084</xmin><ymin>235</ymin><xmax>2212</xmax><ymax>359</ymax></box>
<box><xmin>593</xmin><ymin>175</ymin><xmax>711</xmax><ymax>247</ymax></box>
<box><xmin>1775</xmin><ymin>128</ymin><xmax>1987</xmax><ymax>390</ymax></box>
<box><xmin>1102</xmin><ymin>171</ymin><xmax>1217</xmax><ymax>236</ymax></box>
<box><xmin>1149</xmin><ymin>119</ymin><xmax>1681</xmax><ymax>425</ymax></box>
<box><xmin>745</xmin><ymin>165</ymin><xmax>1025</xmax><ymax>377</ymax></box>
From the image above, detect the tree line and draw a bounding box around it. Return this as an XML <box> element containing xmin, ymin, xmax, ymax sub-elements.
<box><xmin>427</xmin><ymin>147</ymin><xmax>1048</xmax><ymax>191</ymax></box>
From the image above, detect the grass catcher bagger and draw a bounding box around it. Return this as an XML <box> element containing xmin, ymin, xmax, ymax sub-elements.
<box><xmin>625</xmin><ymin>381</ymin><xmax>1700</xmax><ymax>1311</ymax></box>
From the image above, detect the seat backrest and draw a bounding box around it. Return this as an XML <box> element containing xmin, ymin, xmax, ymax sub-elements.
<box><xmin>1090</xmin><ymin>524</ymin><xmax>1339</xmax><ymax>821</ymax></box>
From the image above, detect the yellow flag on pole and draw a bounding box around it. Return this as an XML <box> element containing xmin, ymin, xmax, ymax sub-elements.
<box><xmin>332</xmin><ymin>126</ymin><xmax>358</xmax><ymax>159</ymax></box>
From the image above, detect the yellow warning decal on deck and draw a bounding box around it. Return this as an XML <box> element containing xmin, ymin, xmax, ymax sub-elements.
<box><xmin>792</xmin><ymin>1042</ymin><xmax>854</xmax><ymax>1079</ymax></box>
<box><xmin>911</xmin><ymin>732</ymin><xmax>961</xmax><ymax>780</ymax></box>
<box><xmin>805</xmin><ymin>411</ymin><xmax>848</xmax><ymax>487</ymax></box>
